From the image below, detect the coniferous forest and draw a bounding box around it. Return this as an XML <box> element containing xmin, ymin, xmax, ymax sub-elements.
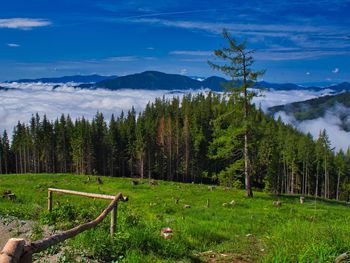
<box><xmin>1</xmin><ymin>92</ymin><xmax>350</xmax><ymax>201</ymax></box>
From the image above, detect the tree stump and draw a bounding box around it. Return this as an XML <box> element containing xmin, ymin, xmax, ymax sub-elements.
<box><xmin>149</xmin><ymin>180</ymin><xmax>157</xmax><ymax>186</ymax></box>
<box><xmin>96</xmin><ymin>177</ymin><xmax>103</xmax><ymax>185</ymax></box>
<box><xmin>208</xmin><ymin>186</ymin><xmax>215</xmax><ymax>191</ymax></box>
<box><xmin>183</xmin><ymin>204</ymin><xmax>190</xmax><ymax>209</ymax></box>
<box><xmin>131</xmin><ymin>180</ymin><xmax>139</xmax><ymax>186</ymax></box>
<box><xmin>300</xmin><ymin>196</ymin><xmax>305</xmax><ymax>204</ymax></box>
<box><xmin>273</xmin><ymin>201</ymin><xmax>282</xmax><ymax>207</ymax></box>
<box><xmin>175</xmin><ymin>197</ymin><xmax>179</xmax><ymax>204</ymax></box>
<box><xmin>161</xmin><ymin>227</ymin><xmax>173</xmax><ymax>239</ymax></box>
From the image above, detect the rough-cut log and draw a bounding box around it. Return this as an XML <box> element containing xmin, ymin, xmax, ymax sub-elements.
<box><xmin>24</xmin><ymin>192</ymin><xmax>125</xmax><ymax>254</ymax></box>
<box><xmin>0</xmin><ymin>238</ymin><xmax>25</xmax><ymax>263</ymax></box>
<box><xmin>335</xmin><ymin>252</ymin><xmax>349</xmax><ymax>263</ymax></box>
<box><xmin>48</xmin><ymin>188</ymin><xmax>128</xmax><ymax>201</ymax></box>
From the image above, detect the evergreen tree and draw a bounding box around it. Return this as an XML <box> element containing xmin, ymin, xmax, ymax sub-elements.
<box><xmin>208</xmin><ymin>29</ymin><xmax>265</xmax><ymax>197</ymax></box>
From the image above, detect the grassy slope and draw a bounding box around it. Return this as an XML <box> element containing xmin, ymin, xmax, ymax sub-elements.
<box><xmin>1</xmin><ymin>173</ymin><xmax>350</xmax><ymax>262</ymax></box>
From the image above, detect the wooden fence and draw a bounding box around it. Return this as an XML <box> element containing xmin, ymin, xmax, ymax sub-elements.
<box><xmin>0</xmin><ymin>188</ymin><xmax>128</xmax><ymax>263</ymax></box>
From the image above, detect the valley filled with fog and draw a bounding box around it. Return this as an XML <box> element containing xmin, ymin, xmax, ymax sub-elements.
<box><xmin>0</xmin><ymin>81</ymin><xmax>347</xmax><ymax>150</ymax></box>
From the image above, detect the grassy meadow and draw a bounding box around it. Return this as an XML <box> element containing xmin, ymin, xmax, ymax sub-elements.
<box><xmin>1</xmin><ymin>173</ymin><xmax>350</xmax><ymax>262</ymax></box>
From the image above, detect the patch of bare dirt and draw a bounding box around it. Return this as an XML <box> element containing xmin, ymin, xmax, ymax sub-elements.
<box><xmin>196</xmin><ymin>250</ymin><xmax>255</xmax><ymax>263</ymax></box>
<box><xmin>0</xmin><ymin>216</ymin><xmax>35</xmax><ymax>250</ymax></box>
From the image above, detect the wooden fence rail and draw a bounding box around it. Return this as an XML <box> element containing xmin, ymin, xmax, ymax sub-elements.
<box><xmin>0</xmin><ymin>189</ymin><xmax>128</xmax><ymax>263</ymax></box>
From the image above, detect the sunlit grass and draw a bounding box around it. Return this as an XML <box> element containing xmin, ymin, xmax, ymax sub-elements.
<box><xmin>1</xmin><ymin>173</ymin><xmax>349</xmax><ymax>262</ymax></box>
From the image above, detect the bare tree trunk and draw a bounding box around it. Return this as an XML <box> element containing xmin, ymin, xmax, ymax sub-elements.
<box><xmin>336</xmin><ymin>169</ymin><xmax>340</xmax><ymax>201</ymax></box>
<box><xmin>0</xmin><ymin>149</ymin><xmax>2</xmax><ymax>174</ymax></box>
<box><xmin>140</xmin><ymin>154</ymin><xmax>144</xmax><ymax>179</ymax></box>
<box><xmin>291</xmin><ymin>165</ymin><xmax>294</xmax><ymax>194</ymax></box>
<box><xmin>148</xmin><ymin>149</ymin><xmax>151</xmax><ymax>180</ymax></box>
<box><xmin>244</xmin><ymin>132</ymin><xmax>252</xmax><ymax>197</ymax></box>
<box><xmin>315</xmin><ymin>162</ymin><xmax>319</xmax><ymax>197</ymax></box>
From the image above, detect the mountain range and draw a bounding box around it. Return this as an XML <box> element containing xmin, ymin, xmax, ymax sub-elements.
<box><xmin>11</xmin><ymin>74</ymin><xmax>117</xmax><ymax>84</ymax></box>
<box><xmin>7</xmin><ymin>71</ymin><xmax>350</xmax><ymax>93</ymax></box>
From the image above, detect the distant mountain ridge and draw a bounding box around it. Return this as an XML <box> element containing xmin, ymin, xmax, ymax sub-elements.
<box><xmin>90</xmin><ymin>71</ymin><xmax>350</xmax><ymax>92</ymax></box>
<box><xmin>91</xmin><ymin>71</ymin><xmax>227</xmax><ymax>91</ymax></box>
<box><xmin>11</xmin><ymin>74</ymin><xmax>117</xmax><ymax>84</ymax></box>
<box><xmin>5</xmin><ymin>71</ymin><xmax>350</xmax><ymax>93</ymax></box>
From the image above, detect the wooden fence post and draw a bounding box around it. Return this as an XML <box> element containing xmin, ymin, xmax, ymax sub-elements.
<box><xmin>110</xmin><ymin>203</ymin><xmax>117</xmax><ymax>237</ymax></box>
<box><xmin>48</xmin><ymin>190</ymin><xmax>52</xmax><ymax>212</ymax></box>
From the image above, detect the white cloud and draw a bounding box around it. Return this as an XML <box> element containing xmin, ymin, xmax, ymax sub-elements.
<box><xmin>253</xmin><ymin>89</ymin><xmax>330</xmax><ymax>111</ymax></box>
<box><xmin>105</xmin><ymin>56</ymin><xmax>138</xmax><ymax>62</ymax></box>
<box><xmin>274</xmin><ymin>104</ymin><xmax>350</xmax><ymax>151</ymax></box>
<box><xmin>306</xmin><ymin>72</ymin><xmax>311</xmax><ymax>75</ymax></box>
<box><xmin>7</xmin><ymin>43</ymin><xmax>20</xmax><ymax>48</ymax></box>
<box><xmin>0</xmin><ymin>18</ymin><xmax>51</xmax><ymax>30</ymax></box>
<box><xmin>0</xmin><ymin>82</ymin><xmax>348</xmax><ymax>151</ymax></box>
<box><xmin>169</xmin><ymin>50</ymin><xmax>212</xmax><ymax>56</ymax></box>
<box><xmin>180</xmin><ymin>68</ymin><xmax>188</xmax><ymax>75</ymax></box>
<box><xmin>0</xmin><ymin>83</ymin><xmax>197</xmax><ymax>138</ymax></box>
<box><xmin>332</xmin><ymin>67</ymin><xmax>340</xmax><ymax>74</ymax></box>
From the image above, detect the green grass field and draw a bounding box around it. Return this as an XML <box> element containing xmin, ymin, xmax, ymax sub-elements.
<box><xmin>1</xmin><ymin>173</ymin><xmax>350</xmax><ymax>262</ymax></box>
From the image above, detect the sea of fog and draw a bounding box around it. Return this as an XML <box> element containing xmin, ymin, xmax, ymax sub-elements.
<box><xmin>0</xmin><ymin>82</ymin><xmax>347</xmax><ymax>150</ymax></box>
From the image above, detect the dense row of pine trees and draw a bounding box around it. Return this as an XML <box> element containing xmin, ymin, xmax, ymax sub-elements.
<box><xmin>1</xmin><ymin>92</ymin><xmax>350</xmax><ymax>200</ymax></box>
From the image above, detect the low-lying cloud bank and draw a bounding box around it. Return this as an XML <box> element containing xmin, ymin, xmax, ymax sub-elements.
<box><xmin>0</xmin><ymin>82</ymin><xmax>191</xmax><ymax>136</ymax></box>
<box><xmin>275</xmin><ymin>104</ymin><xmax>350</xmax><ymax>151</ymax></box>
<box><xmin>0</xmin><ymin>82</ymin><xmax>345</xmax><ymax>150</ymax></box>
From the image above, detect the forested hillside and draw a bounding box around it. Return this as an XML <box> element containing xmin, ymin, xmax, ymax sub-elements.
<box><xmin>268</xmin><ymin>92</ymin><xmax>350</xmax><ymax>124</ymax></box>
<box><xmin>1</xmin><ymin>92</ymin><xmax>349</xmax><ymax>200</ymax></box>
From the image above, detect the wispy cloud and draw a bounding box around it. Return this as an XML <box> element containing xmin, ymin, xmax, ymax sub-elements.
<box><xmin>255</xmin><ymin>50</ymin><xmax>350</xmax><ymax>61</ymax></box>
<box><xmin>129</xmin><ymin>18</ymin><xmax>350</xmax><ymax>61</ymax></box>
<box><xmin>169</xmin><ymin>50</ymin><xmax>212</xmax><ymax>56</ymax></box>
<box><xmin>7</xmin><ymin>43</ymin><xmax>20</xmax><ymax>48</ymax></box>
<box><xmin>332</xmin><ymin>68</ymin><xmax>340</xmax><ymax>74</ymax></box>
<box><xmin>0</xmin><ymin>18</ymin><xmax>51</xmax><ymax>30</ymax></box>
<box><xmin>169</xmin><ymin>48</ymin><xmax>350</xmax><ymax>61</ymax></box>
<box><xmin>104</xmin><ymin>56</ymin><xmax>138</xmax><ymax>62</ymax></box>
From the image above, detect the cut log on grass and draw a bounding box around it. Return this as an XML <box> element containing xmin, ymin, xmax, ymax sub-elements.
<box><xmin>335</xmin><ymin>252</ymin><xmax>348</xmax><ymax>263</ymax></box>
<box><xmin>2</xmin><ymin>190</ymin><xmax>16</xmax><ymax>201</ymax></box>
<box><xmin>183</xmin><ymin>204</ymin><xmax>190</xmax><ymax>208</ymax></box>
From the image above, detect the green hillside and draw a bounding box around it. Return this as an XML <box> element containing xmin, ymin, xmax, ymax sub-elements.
<box><xmin>1</xmin><ymin>173</ymin><xmax>350</xmax><ymax>262</ymax></box>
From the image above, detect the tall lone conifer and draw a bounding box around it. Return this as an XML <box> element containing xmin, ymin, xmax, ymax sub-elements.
<box><xmin>208</xmin><ymin>29</ymin><xmax>265</xmax><ymax>197</ymax></box>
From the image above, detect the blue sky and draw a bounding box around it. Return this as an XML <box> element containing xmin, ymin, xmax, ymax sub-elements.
<box><xmin>1</xmin><ymin>0</ymin><xmax>350</xmax><ymax>84</ymax></box>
